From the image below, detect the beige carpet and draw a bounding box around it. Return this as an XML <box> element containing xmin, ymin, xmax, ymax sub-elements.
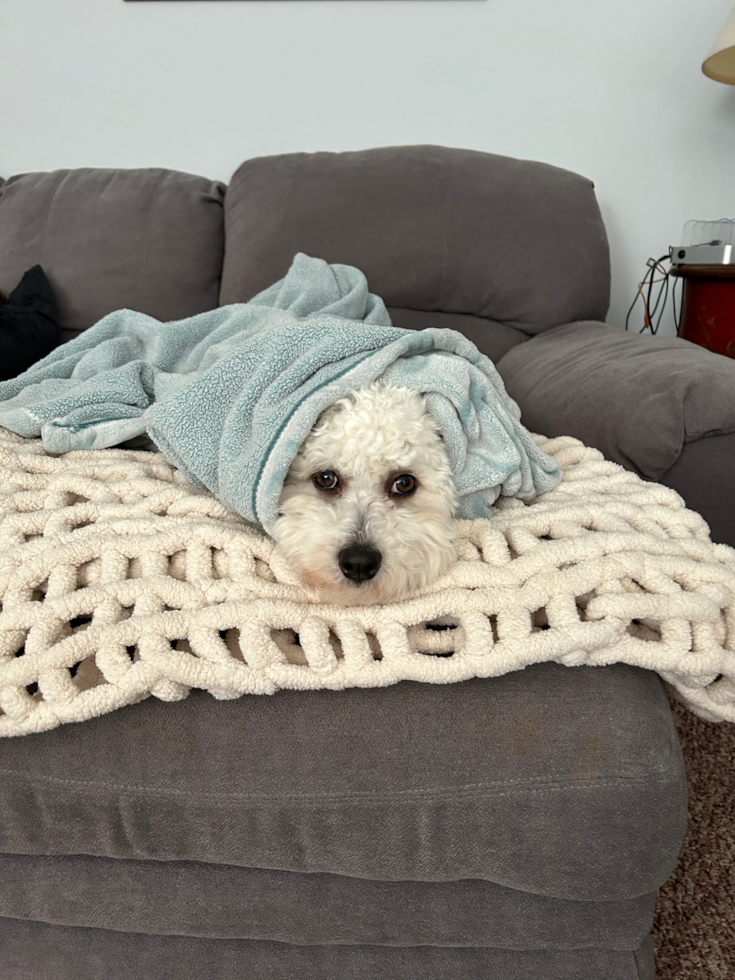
<box><xmin>652</xmin><ymin>696</ymin><xmax>735</xmax><ymax>978</ymax></box>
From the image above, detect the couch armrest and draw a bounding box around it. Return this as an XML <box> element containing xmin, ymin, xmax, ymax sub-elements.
<box><xmin>496</xmin><ymin>321</ymin><xmax>735</xmax><ymax>482</ymax></box>
<box><xmin>660</xmin><ymin>433</ymin><xmax>735</xmax><ymax>547</ymax></box>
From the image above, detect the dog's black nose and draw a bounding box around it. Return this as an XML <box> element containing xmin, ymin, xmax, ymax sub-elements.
<box><xmin>338</xmin><ymin>544</ymin><xmax>382</xmax><ymax>583</ymax></box>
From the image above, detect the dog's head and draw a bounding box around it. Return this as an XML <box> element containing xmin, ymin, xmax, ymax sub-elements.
<box><xmin>272</xmin><ymin>382</ymin><xmax>457</xmax><ymax>605</ymax></box>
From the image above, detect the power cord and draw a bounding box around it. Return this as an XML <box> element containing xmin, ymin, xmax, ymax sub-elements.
<box><xmin>625</xmin><ymin>253</ymin><xmax>674</xmax><ymax>334</ymax></box>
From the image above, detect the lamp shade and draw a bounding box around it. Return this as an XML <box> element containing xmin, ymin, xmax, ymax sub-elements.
<box><xmin>703</xmin><ymin>6</ymin><xmax>735</xmax><ymax>83</ymax></box>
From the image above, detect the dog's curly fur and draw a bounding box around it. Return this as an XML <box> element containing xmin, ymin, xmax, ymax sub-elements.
<box><xmin>273</xmin><ymin>381</ymin><xmax>457</xmax><ymax>605</ymax></box>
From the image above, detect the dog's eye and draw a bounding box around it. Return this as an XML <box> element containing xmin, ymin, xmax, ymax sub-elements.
<box><xmin>390</xmin><ymin>474</ymin><xmax>417</xmax><ymax>496</ymax></box>
<box><xmin>314</xmin><ymin>470</ymin><xmax>339</xmax><ymax>491</ymax></box>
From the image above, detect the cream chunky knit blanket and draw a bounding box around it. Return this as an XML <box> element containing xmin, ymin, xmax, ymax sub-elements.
<box><xmin>1</xmin><ymin>426</ymin><xmax>734</xmax><ymax>737</ymax></box>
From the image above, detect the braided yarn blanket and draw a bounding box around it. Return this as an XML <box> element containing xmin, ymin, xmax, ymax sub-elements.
<box><xmin>1</xmin><ymin>426</ymin><xmax>734</xmax><ymax>736</ymax></box>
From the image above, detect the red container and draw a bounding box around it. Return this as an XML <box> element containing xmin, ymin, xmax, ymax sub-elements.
<box><xmin>671</xmin><ymin>265</ymin><xmax>735</xmax><ymax>357</ymax></box>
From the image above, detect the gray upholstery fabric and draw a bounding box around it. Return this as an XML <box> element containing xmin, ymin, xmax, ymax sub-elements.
<box><xmin>0</xmin><ymin>852</ymin><xmax>656</xmax><ymax>949</ymax></box>
<box><xmin>0</xmin><ymin>664</ymin><xmax>686</xmax><ymax>901</ymax></box>
<box><xmin>0</xmin><ymin>918</ymin><xmax>656</xmax><ymax>980</ymax></box>
<box><xmin>497</xmin><ymin>320</ymin><xmax>735</xmax><ymax>483</ymax></box>
<box><xmin>660</xmin><ymin>432</ymin><xmax>735</xmax><ymax>548</ymax></box>
<box><xmin>0</xmin><ymin>169</ymin><xmax>225</xmax><ymax>343</ymax></box>
<box><xmin>220</xmin><ymin>145</ymin><xmax>610</xmax><ymax>336</ymax></box>
<box><xmin>387</xmin><ymin>306</ymin><xmax>526</xmax><ymax>363</ymax></box>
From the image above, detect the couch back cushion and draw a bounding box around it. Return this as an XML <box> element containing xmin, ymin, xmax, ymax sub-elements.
<box><xmin>220</xmin><ymin>145</ymin><xmax>610</xmax><ymax>359</ymax></box>
<box><xmin>0</xmin><ymin>168</ymin><xmax>225</xmax><ymax>343</ymax></box>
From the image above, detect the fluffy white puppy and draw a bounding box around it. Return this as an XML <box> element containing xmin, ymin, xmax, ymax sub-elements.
<box><xmin>272</xmin><ymin>381</ymin><xmax>457</xmax><ymax>605</ymax></box>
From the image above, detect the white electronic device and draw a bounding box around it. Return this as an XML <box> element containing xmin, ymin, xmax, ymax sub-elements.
<box><xmin>670</xmin><ymin>218</ymin><xmax>735</xmax><ymax>266</ymax></box>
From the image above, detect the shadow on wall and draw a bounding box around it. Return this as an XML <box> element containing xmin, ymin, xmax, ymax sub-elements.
<box><xmin>597</xmin><ymin>201</ymin><xmax>634</xmax><ymax>331</ymax></box>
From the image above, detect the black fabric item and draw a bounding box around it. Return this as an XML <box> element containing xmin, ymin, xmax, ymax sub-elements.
<box><xmin>0</xmin><ymin>266</ymin><xmax>60</xmax><ymax>381</ymax></box>
<box><xmin>0</xmin><ymin>917</ymin><xmax>657</xmax><ymax>980</ymax></box>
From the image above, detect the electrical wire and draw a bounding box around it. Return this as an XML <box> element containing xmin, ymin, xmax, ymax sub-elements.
<box><xmin>647</xmin><ymin>254</ymin><xmax>671</xmax><ymax>335</ymax></box>
<box><xmin>649</xmin><ymin>257</ymin><xmax>670</xmax><ymax>334</ymax></box>
<box><xmin>625</xmin><ymin>254</ymin><xmax>672</xmax><ymax>334</ymax></box>
<box><xmin>654</xmin><ymin>274</ymin><xmax>669</xmax><ymax>334</ymax></box>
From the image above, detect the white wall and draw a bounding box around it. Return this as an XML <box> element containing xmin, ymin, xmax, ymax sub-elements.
<box><xmin>1</xmin><ymin>0</ymin><xmax>734</xmax><ymax>335</ymax></box>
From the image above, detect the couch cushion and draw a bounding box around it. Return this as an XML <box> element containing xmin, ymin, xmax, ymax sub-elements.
<box><xmin>387</xmin><ymin>307</ymin><xmax>525</xmax><ymax>363</ymax></box>
<box><xmin>220</xmin><ymin>145</ymin><xmax>610</xmax><ymax>337</ymax></box>
<box><xmin>0</xmin><ymin>663</ymin><xmax>685</xmax><ymax>902</ymax></box>
<box><xmin>0</xmin><ymin>918</ymin><xmax>656</xmax><ymax>980</ymax></box>
<box><xmin>496</xmin><ymin>320</ymin><xmax>735</xmax><ymax>484</ymax></box>
<box><xmin>0</xmin><ymin>852</ymin><xmax>655</xmax><ymax>949</ymax></box>
<box><xmin>0</xmin><ymin>169</ymin><xmax>225</xmax><ymax>343</ymax></box>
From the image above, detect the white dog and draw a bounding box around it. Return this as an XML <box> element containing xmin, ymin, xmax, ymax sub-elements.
<box><xmin>272</xmin><ymin>381</ymin><xmax>457</xmax><ymax>605</ymax></box>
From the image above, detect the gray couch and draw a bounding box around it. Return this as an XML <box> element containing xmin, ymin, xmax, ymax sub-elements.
<box><xmin>3</xmin><ymin>144</ymin><xmax>728</xmax><ymax>979</ymax></box>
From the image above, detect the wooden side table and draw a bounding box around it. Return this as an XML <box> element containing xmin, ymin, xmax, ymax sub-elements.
<box><xmin>671</xmin><ymin>265</ymin><xmax>735</xmax><ymax>357</ymax></box>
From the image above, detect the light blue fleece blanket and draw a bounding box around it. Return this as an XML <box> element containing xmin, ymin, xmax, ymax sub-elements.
<box><xmin>0</xmin><ymin>254</ymin><xmax>560</xmax><ymax>532</ymax></box>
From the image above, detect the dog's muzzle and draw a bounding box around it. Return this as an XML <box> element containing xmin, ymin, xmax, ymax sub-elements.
<box><xmin>338</xmin><ymin>544</ymin><xmax>382</xmax><ymax>583</ymax></box>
